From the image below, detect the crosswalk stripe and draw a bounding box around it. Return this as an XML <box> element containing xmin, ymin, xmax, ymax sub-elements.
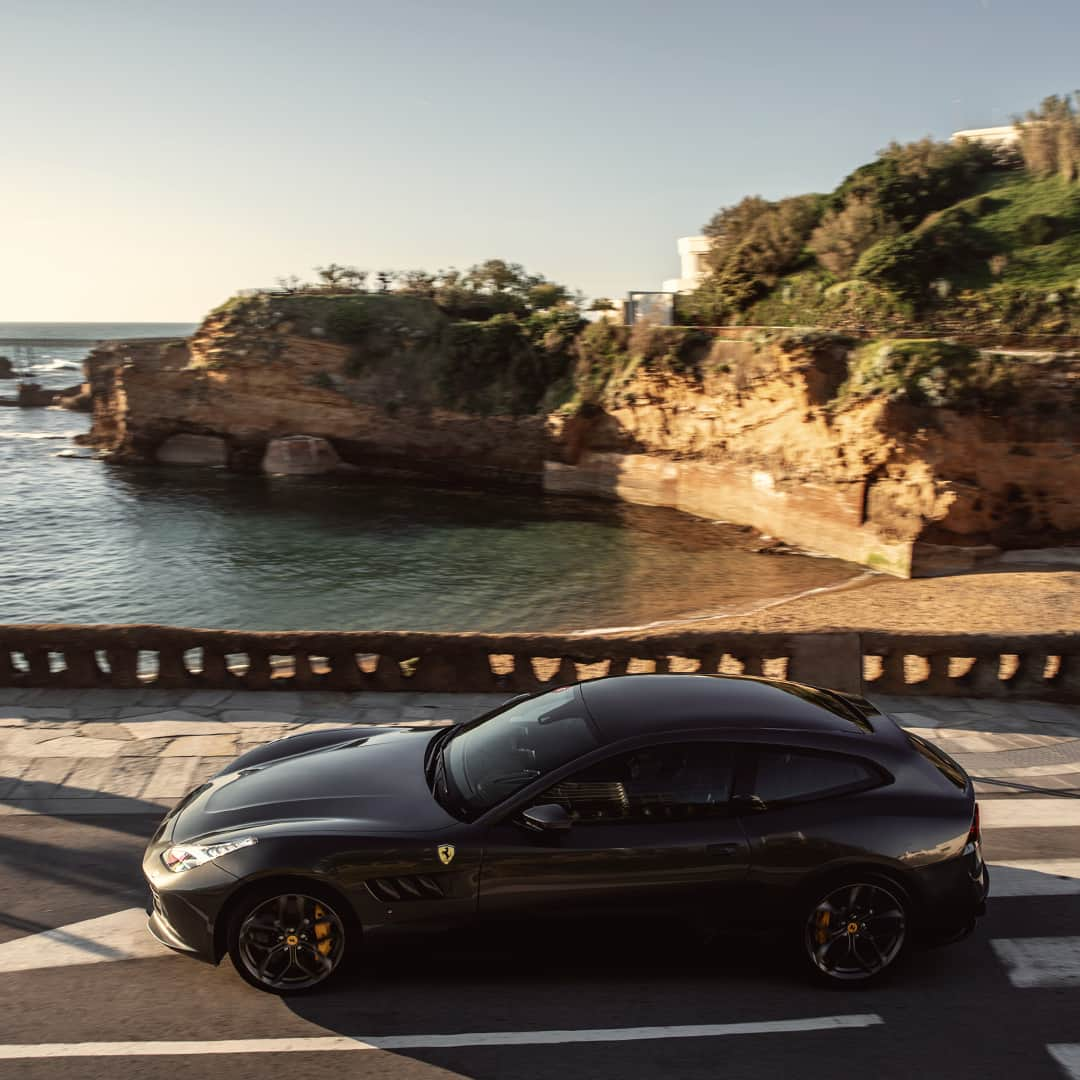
<box><xmin>0</xmin><ymin>909</ymin><xmax>167</xmax><ymax>973</ymax></box>
<box><xmin>0</xmin><ymin>1014</ymin><xmax>884</xmax><ymax>1058</ymax></box>
<box><xmin>1048</xmin><ymin>1044</ymin><xmax>1080</xmax><ymax>1079</ymax></box>
<box><xmin>980</xmin><ymin>800</ymin><xmax>1080</xmax><ymax>829</ymax></box>
<box><xmin>991</xmin><ymin>937</ymin><xmax>1080</xmax><ymax>988</ymax></box>
<box><xmin>989</xmin><ymin>861</ymin><xmax>1080</xmax><ymax>897</ymax></box>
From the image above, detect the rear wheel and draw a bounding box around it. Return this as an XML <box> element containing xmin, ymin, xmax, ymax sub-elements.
<box><xmin>227</xmin><ymin>885</ymin><xmax>350</xmax><ymax>994</ymax></box>
<box><xmin>801</xmin><ymin>878</ymin><xmax>908</xmax><ymax>985</ymax></box>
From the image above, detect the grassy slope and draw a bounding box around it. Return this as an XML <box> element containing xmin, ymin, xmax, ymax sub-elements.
<box><xmin>742</xmin><ymin>170</ymin><xmax>1080</xmax><ymax>326</ymax></box>
<box><xmin>947</xmin><ymin>172</ymin><xmax>1080</xmax><ymax>289</ymax></box>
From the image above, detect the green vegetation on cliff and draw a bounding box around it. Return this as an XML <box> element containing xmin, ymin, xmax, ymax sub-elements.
<box><xmin>208</xmin><ymin>269</ymin><xmax>584</xmax><ymax>417</ymax></box>
<box><xmin>684</xmin><ymin>93</ymin><xmax>1080</xmax><ymax>335</ymax></box>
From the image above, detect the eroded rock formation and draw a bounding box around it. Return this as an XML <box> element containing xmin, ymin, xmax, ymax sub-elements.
<box><xmin>79</xmin><ymin>311</ymin><xmax>1080</xmax><ymax>576</ymax></box>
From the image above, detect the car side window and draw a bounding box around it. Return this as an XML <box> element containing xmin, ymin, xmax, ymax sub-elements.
<box><xmin>540</xmin><ymin>742</ymin><xmax>736</xmax><ymax>823</ymax></box>
<box><xmin>751</xmin><ymin>749</ymin><xmax>878</xmax><ymax>807</ymax></box>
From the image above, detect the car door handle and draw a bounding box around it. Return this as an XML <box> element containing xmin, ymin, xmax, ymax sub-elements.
<box><xmin>706</xmin><ymin>843</ymin><xmax>741</xmax><ymax>860</ymax></box>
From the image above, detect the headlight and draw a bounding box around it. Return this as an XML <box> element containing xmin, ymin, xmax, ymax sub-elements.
<box><xmin>162</xmin><ymin>836</ymin><xmax>257</xmax><ymax>873</ymax></box>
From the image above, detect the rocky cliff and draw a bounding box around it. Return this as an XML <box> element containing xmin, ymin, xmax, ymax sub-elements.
<box><xmin>80</xmin><ymin>299</ymin><xmax>1080</xmax><ymax>576</ymax></box>
<box><xmin>80</xmin><ymin>298</ymin><xmax>557</xmax><ymax>485</ymax></box>
<box><xmin>549</xmin><ymin>332</ymin><xmax>1080</xmax><ymax>575</ymax></box>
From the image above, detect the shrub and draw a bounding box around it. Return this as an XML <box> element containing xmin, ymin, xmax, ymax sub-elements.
<box><xmin>854</xmin><ymin>234</ymin><xmax>928</xmax><ymax>299</ymax></box>
<box><xmin>1017</xmin><ymin>212</ymin><xmax>1059</xmax><ymax>245</ymax></box>
<box><xmin>809</xmin><ymin>195</ymin><xmax>889</xmax><ymax>276</ymax></box>
<box><xmin>1017</xmin><ymin>94</ymin><xmax>1080</xmax><ymax>181</ymax></box>
<box><xmin>324</xmin><ymin>301</ymin><xmax>373</xmax><ymax>344</ymax></box>
<box><xmin>841</xmin><ymin>338</ymin><xmax>986</xmax><ymax>407</ymax></box>
<box><xmin>700</xmin><ymin>194</ymin><xmax>822</xmax><ymax>311</ymax></box>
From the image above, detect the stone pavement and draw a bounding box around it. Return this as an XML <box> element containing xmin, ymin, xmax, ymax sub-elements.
<box><xmin>1</xmin><ymin>687</ymin><xmax>1078</xmax><ymax>815</ymax></box>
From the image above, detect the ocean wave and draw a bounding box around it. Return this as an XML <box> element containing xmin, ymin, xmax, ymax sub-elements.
<box><xmin>0</xmin><ymin>430</ymin><xmax>80</xmax><ymax>441</ymax></box>
<box><xmin>31</xmin><ymin>358</ymin><xmax>82</xmax><ymax>372</ymax></box>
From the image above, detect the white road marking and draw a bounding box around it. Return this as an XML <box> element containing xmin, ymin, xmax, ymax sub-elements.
<box><xmin>0</xmin><ymin>908</ymin><xmax>168</xmax><ymax>973</ymax></box>
<box><xmin>989</xmin><ymin>861</ymin><xmax>1080</xmax><ymax>897</ymax></box>
<box><xmin>1048</xmin><ymin>1044</ymin><xmax>1080</xmax><ymax>1079</ymax></box>
<box><xmin>0</xmin><ymin>1015</ymin><xmax>884</xmax><ymax>1058</ymax></box>
<box><xmin>980</xmin><ymin>800</ymin><xmax>1080</xmax><ymax>829</ymax></box>
<box><xmin>991</xmin><ymin>937</ymin><xmax>1080</xmax><ymax>988</ymax></box>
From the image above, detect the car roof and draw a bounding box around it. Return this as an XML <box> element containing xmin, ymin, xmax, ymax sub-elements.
<box><xmin>577</xmin><ymin>674</ymin><xmax>873</xmax><ymax>742</ymax></box>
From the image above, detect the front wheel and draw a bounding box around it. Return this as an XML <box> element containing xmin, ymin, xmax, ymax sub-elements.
<box><xmin>801</xmin><ymin>878</ymin><xmax>909</xmax><ymax>985</ymax></box>
<box><xmin>227</xmin><ymin>885</ymin><xmax>350</xmax><ymax>994</ymax></box>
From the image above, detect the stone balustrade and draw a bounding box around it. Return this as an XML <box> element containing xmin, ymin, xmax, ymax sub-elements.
<box><xmin>1</xmin><ymin>625</ymin><xmax>1077</xmax><ymax>702</ymax></box>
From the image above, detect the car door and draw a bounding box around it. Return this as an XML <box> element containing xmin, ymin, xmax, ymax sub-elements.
<box><xmin>477</xmin><ymin>740</ymin><xmax>751</xmax><ymax>924</ymax></box>
<box><xmin>734</xmin><ymin>745</ymin><xmax>889</xmax><ymax>919</ymax></box>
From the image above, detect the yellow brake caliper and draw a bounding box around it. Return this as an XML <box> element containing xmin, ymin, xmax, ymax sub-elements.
<box><xmin>815</xmin><ymin>909</ymin><xmax>831</xmax><ymax>945</ymax></box>
<box><xmin>313</xmin><ymin>904</ymin><xmax>334</xmax><ymax>956</ymax></box>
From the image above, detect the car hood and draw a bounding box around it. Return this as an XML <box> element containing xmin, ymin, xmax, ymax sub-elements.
<box><xmin>170</xmin><ymin>728</ymin><xmax>456</xmax><ymax>841</ymax></box>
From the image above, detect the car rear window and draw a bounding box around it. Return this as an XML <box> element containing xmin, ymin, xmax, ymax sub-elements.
<box><xmin>751</xmin><ymin>749</ymin><xmax>880</xmax><ymax>805</ymax></box>
<box><xmin>906</xmin><ymin>732</ymin><xmax>967</xmax><ymax>789</ymax></box>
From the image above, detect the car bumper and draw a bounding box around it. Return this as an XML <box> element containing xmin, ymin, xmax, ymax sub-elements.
<box><xmin>913</xmin><ymin>846</ymin><xmax>989</xmax><ymax>944</ymax></box>
<box><xmin>143</xmin><ymin>842</ymin><xmax>240</xmax><ymax>965</ymax></box>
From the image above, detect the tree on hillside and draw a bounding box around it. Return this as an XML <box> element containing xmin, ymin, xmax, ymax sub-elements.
<box><xmin>698</xmin><ymin>194</ymin><xmax>821</xmax><ymax>311</ymax></box>
<box><xmin>397</xmin><ymin>269</ymin><xmax>439</xmax><ymax>298</ymax></box>
<box><xmin>1017</xmin><ymin>94</ymin><xmax>1080</xmax><ymax>180</ymax></box>
<box><xmin>809</xmin><ymin>194</ymin><xmax>890</xmax><ymax>276</ymax></box>
<box><xmin>465</xmin><ymin>259</ymin><xmax>528</xmax><ymax>294</ymax></box>
<box><xmin>827</xmin><ymin>138</ymin><xmax>995</xmax><ymax>232</ymax></box>
<box><xmin>315</xmin><ymin>263</ymin><xmax>366</xmax><ymax>291</ymax></box>
<box><xmin>340</xmin><ymin>268</ymin><xmax>367</xmax><ymax>290</ymax></box>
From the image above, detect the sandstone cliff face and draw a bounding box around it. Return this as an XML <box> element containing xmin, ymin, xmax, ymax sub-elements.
<box><xmin>81</xmin><ymin>313</ymin><xmax>1080</xmax><ymax>576</ymax></box>
<box><xmin>81</xmin><ymin>323</ymin><xmax>552</xmax><ymax>484</ymax></box>
<box><xmin>546</xmin><ymin>337</ymin><xmax>1079</xmax><ymax>574</ymax></box>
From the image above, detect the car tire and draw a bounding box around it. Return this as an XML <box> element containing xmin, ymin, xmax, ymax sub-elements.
<box><xmin>226</xmin><ymin>882</ymin><xmax>354</xmax><ymax>994</ymax></box>
<box><xmin>799</xmin><ymin>874</ymin><xmax>910</xmax><ymax>986</ymax></box>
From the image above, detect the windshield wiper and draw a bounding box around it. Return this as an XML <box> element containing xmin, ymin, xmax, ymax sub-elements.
<box><xmin>424</xmin><ymin>724</ymin><xmax>457</xmax><ymax>783</ymax></box>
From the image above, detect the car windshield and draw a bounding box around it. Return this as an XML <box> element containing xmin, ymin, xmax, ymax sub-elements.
<box><xmin>443</xmin><ymin>686</ymin><xmax>598</xmax><ymax>815</ymax></box>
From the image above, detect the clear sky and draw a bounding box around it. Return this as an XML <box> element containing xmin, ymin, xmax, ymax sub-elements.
<box><xmin>3</xmin><ymin>0</ymin><xmax>1079</xmax><ymax>321</ymax></box>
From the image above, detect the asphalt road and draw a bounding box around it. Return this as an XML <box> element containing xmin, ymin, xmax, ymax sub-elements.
<box><xmin>0</xmin><ymin>810</ymin><xmax>1078</xmax><ymax>1080</ymax></box>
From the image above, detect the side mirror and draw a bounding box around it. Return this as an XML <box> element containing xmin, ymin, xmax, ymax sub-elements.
<box><xmin>520</xmin><ymin>803</ymin><xmax>573</xmax><ymax>833</ymax></box>
<box><xmin>732</xmin><ymin>793</ymin><xmax>768</xmax><ymax>813</ymax></box>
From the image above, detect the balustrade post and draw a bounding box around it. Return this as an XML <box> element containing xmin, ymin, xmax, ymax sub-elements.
<box><xmin>106</xmin><ymin>647</ymin><xmax>139</xmax><ymax>689</ymax></box>
<box><xmin>62</xmin><ymin>646</ymin><xmax>99</xmax><ymax>687</ymax></box>
<box><xmin>1057</xmin><ymin>652</ymin><xmax>1080</xmax><ymax>698</ymax></box>
<box><xmin>741</xmin><ymin>652</ymin><xmax>765</xmax><ymax>677</ymax></box>
<box><xmin>373</xmin><ymin>654</ymin><xmax>404</xmax><ymax>691</ymax></box>
<box><xmin>200</xmin><ymin>647</ymin><xmax>229</xmax><ymax>684</ymax></box>
<box><xmin>325</xmin><ymin>649</ymin><xmax>365</xmax><ymax>691</ymax></box>
<box><xmin>1012</xmin><ymin>651</ymin><xmax>1049</xmax><ymax>697</ymax></box>
<box><xmin>245</xmin><ymin>649</ymin><xmax>273</xmax><ymax>690</ymax></box>
<box><xmin>155</xmin><ymin>647</ymin><xmax>188</xmax><ymax>688</ymax></box>
<box><xmin>969</xmin><ymin>654</ymin><xmax>1004</xmax><ymax>697</ymax></box>
<box><xmin>924</xmin><ymin>652</ymin><xmax>955</xmax><ymax>696</ymax></box>
<box><xmin>26</xmin><ymin>648</ymin><xmax>52</xmax><ymax>686</ymax></box>
<box><xmin>291</xmin><ymin>653</ymin><xmax>316</xmax><ymax>689</ymax></box>
<box><xmin>509</xmin><ymin>654</ymin><xmax>542</xmax><ymax>693</ymax></box>
<box><xmin>876</xmin><ymin>650</ymin><xmax>905</xmax><ymax>693</ymax></box>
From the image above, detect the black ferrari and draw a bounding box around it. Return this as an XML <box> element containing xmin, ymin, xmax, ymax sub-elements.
<box><xmin>143</xmin><ymin>674</ymin><xmax>988</xmax><ymax>992</ymax></box>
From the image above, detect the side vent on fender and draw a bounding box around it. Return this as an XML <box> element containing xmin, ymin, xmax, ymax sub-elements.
<box><xmin>365</xmin><ymin>875</ymin><xmax>447</xmax><ymax>903</ymax></box>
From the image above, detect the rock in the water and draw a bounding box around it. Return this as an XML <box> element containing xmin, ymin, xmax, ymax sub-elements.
<box><xmin>261</xmin><ymin>435</ymin><xmax>340</xmax><ymax>475</ymax></box>
<box><xmin>16</xmin><ymin>382</ymin><xmax>58</xmax><ymax>407</ymax></box>
<box><xmin>0</xmin><ymin>356</ymin><xmax>13</xmax><ymax>379</ymax></box>
<box><xmin>156</xmin><ymin>433</ymin><xmax>228</xmax><ymax>466</ymax></box>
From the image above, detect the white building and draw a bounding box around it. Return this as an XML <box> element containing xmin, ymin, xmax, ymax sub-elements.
<box><xmin>662</xmin><ymin>235</ymin><xmax>711</xmax><ymax>294</ymax></box>
<box><xmin>950</xmin><ymin>125</ymin><xmax>1021</xmax><ymax>150</ymax></box>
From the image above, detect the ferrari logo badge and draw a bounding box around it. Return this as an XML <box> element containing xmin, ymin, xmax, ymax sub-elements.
<box><xmin>437</xmin><ymin>844</ymin><xmax>455</xmax><ymax>866</ymax></box>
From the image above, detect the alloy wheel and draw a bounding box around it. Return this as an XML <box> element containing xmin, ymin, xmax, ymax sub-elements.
<box><xmin>804</xmin><ymin>881</ymin><xmax>907</xmax><ymax>982</ymax></box>
<box><xmin>236</xmin><ymin>892</ymin><xmax>346</xmax><ymax>991</ymax></box>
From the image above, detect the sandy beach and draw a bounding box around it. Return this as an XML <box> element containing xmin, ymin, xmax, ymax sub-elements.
<box><xmin>705</xmin><ymin>568</ymin><xmax>1080</xmax><ymax>635</ymax></box>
